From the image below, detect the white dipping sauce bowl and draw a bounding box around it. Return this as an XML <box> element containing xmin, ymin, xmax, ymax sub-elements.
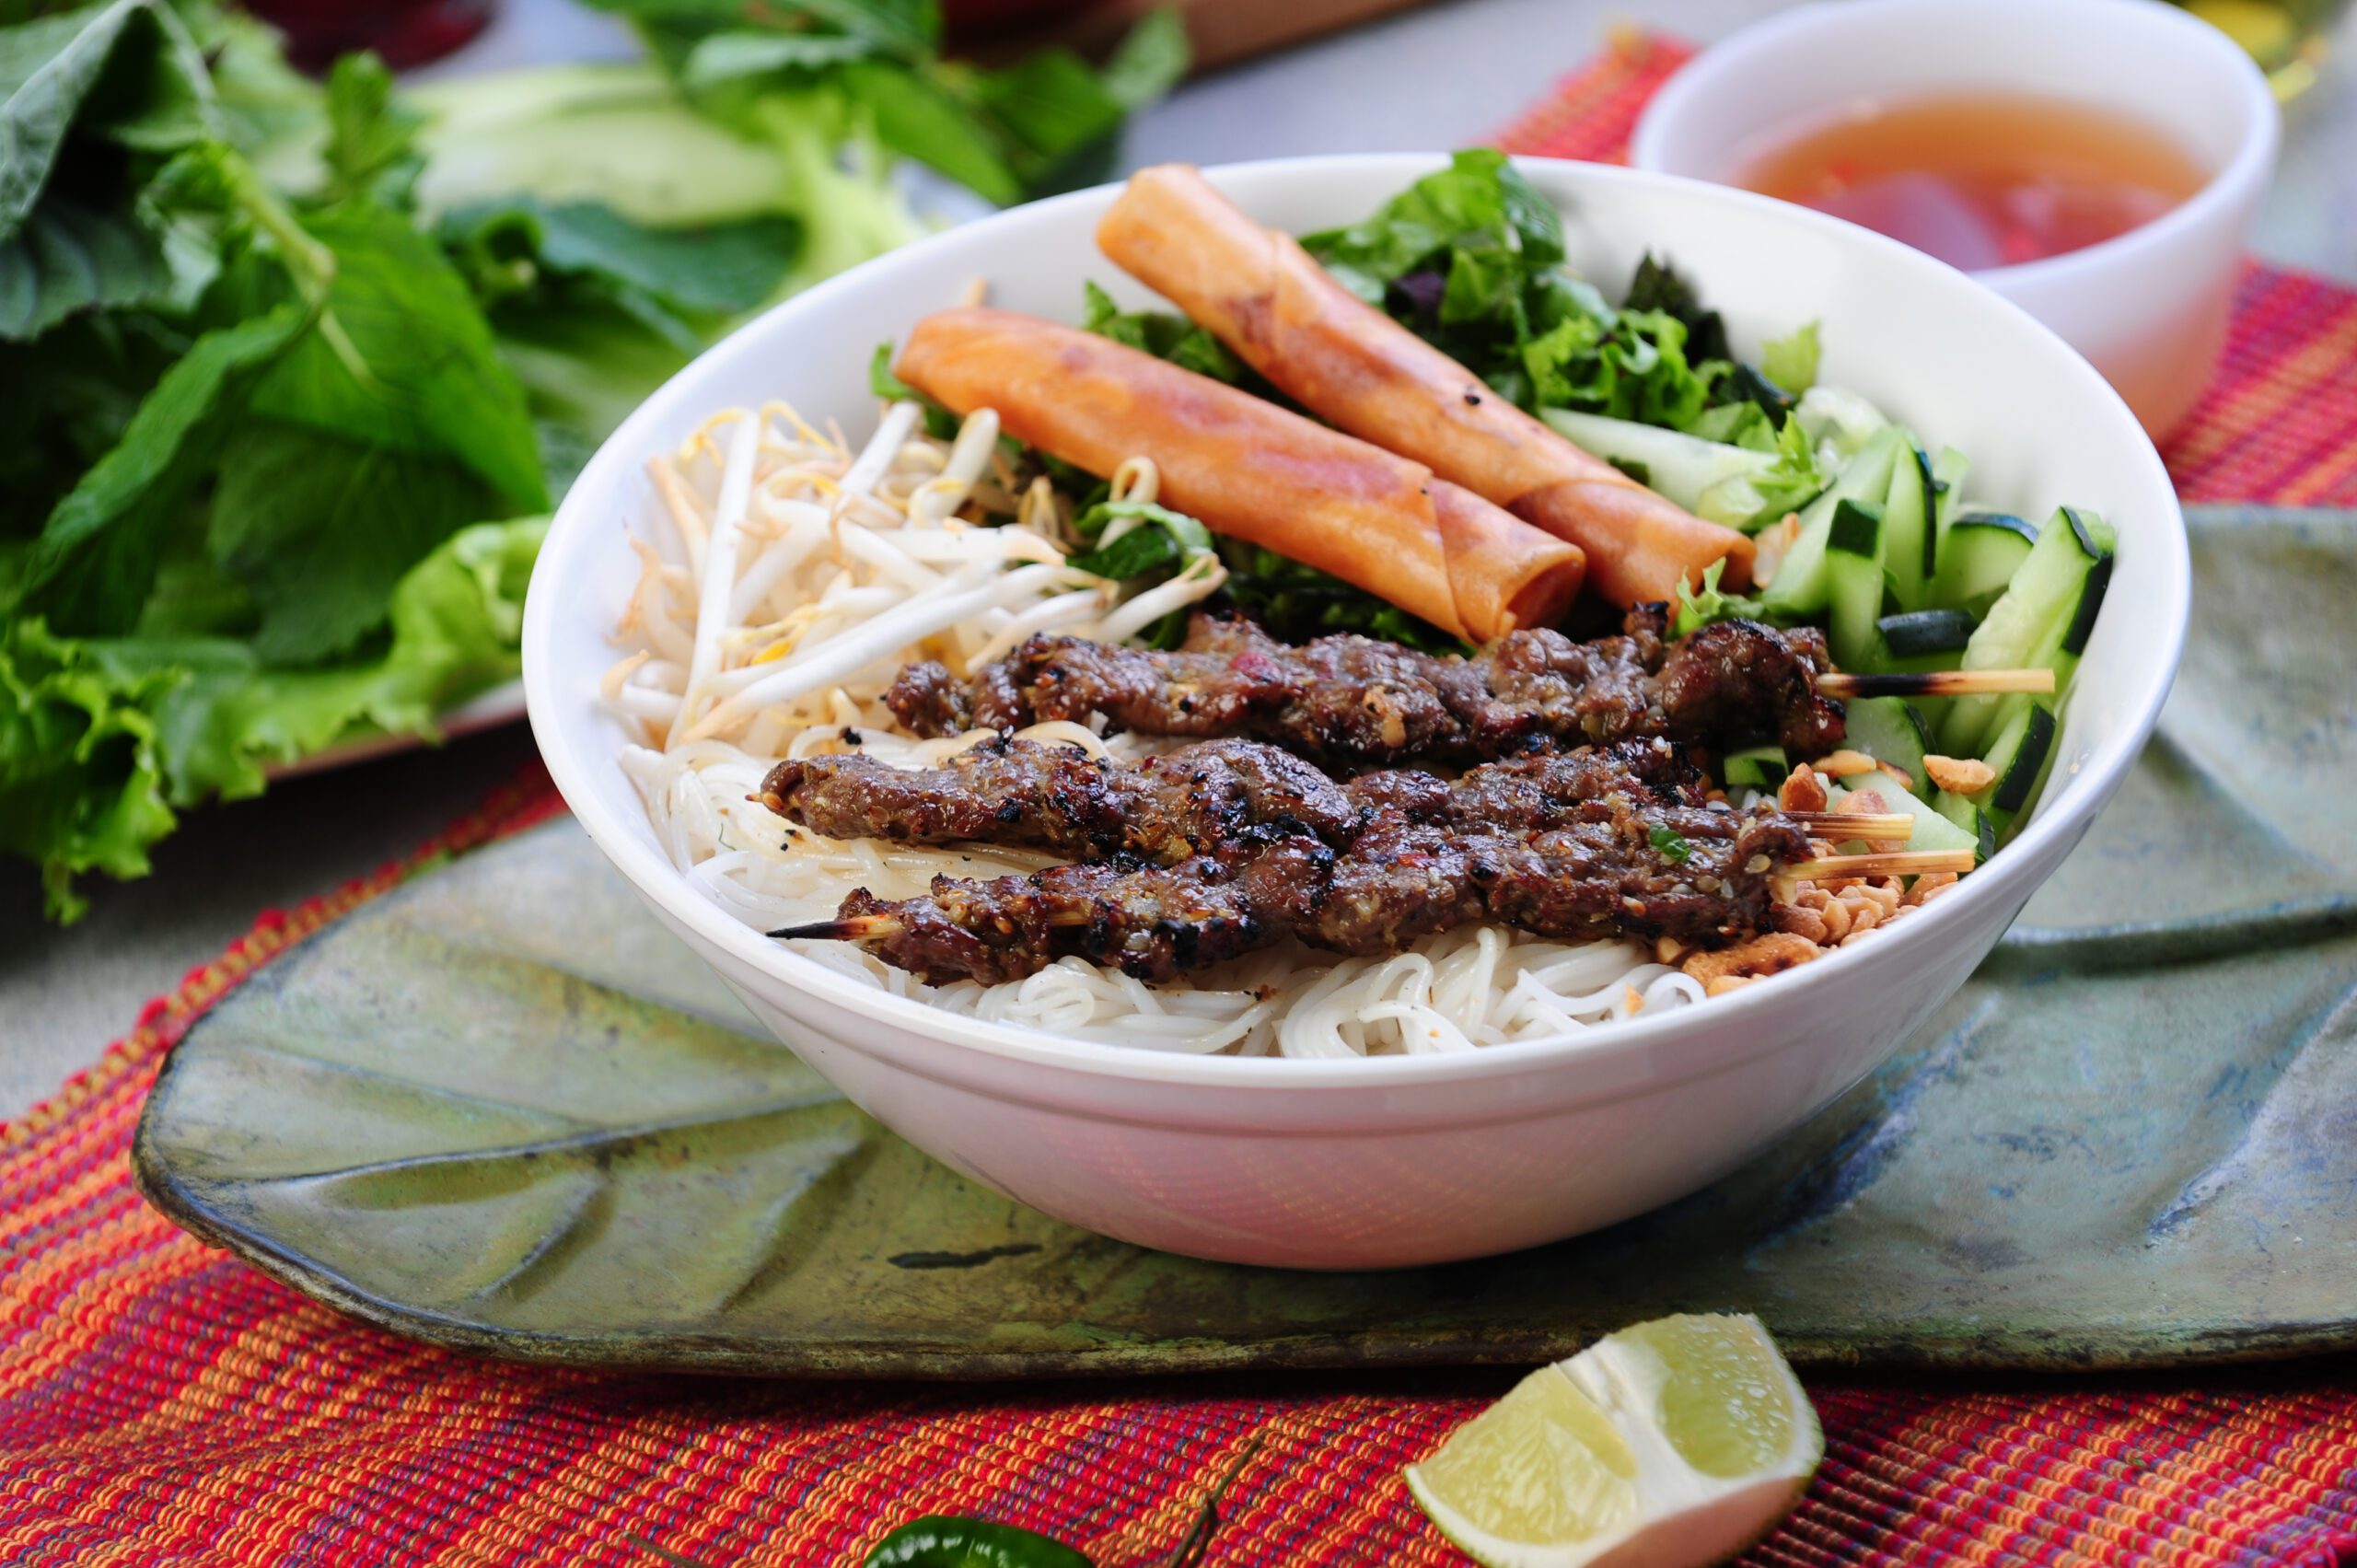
<box><xmin>524</xmin><ymin>155</ymin><xmax>2188</xmax><ymax>1270</ymax></box>
<box><xmin>1631</xmin><ymin>0</ymin><xmax>2280</xmax><ymax>439</ymax></box>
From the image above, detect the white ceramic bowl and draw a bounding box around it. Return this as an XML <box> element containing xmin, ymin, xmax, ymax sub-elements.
<box><xmin>1631</xmin><ymin>0</ymin><xmax>2279</xmax><ymax>439</ymax></box>
<box><xmin>523</xmin><ymin>156</ymin><xmax>2189</xmax><ymax>1270</ymax></box>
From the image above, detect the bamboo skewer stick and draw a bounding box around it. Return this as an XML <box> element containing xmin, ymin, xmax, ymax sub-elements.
<box><xmin>772</xmin><ymin>915</ymin><xmax>906</xmax><ymax>942</ymax></box>
<box><xmin>1818</xmin><ymin>668</ymin><xmax>2056</xmax><ymax>699</ymax></box>
<box><xmin>1787</xmin><ymin>812</ymin><xmax>1915</xmax><ymax>839</ymax></box>
<box><xmin>1784</xmin><ymin>848</ymin><xmax>1978</xmax><ymax>880</ymax></box>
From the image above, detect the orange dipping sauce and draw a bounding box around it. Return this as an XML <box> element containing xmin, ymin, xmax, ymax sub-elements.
<box><xmin>1731</xmin><ymin>91</ymin><xmax>2212</xmax><ymax>272</ymax></box>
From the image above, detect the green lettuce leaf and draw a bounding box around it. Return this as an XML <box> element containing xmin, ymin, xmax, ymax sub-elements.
<box><xmin>3</xmin><ymin>516</ymin><xmax>545</xmax><ymax>921</ymax></box>
<box><xmin>1523</xmin><ymin>303</ymin><xmax>1714</xmax><ymax>430</ymax></box>
<box><xmin>0</xmin><ymin>0</ymin><xmax>215</xmax><ymax>237</ymax></box>
<box><xmin>1759</xmin><ymin>319</ymin><xmax>1819</xmax><ymax>395</ymax></box>
<box><xmin>0</xmin><ymin>615</ymin><xmax>180</xmax><ymax>921</ymax></box>
<box><xmin>1670</xmin><ymin>558</ymin><xmax>1765</xmax><ymax>639</ymax></box>
<box><xmin>1302</xmin><ymin>147</ymin><xmax>1563</xmax><ymax>307</ymax></box>
<box><xmin>0</xmin><ymin>0</ymin><xmax>220</xmax><ymax>339</ymax></box>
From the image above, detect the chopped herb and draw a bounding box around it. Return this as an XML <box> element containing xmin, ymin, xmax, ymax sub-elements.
<box><xmin>1081</xmin><ymin>279</ymin><xmax>1248</xmax><ymax>383</ymax></box>
<box><xmin>1650</xmin><ymin>824</ymin><xmax>1693</xmax><ymax>864</ymax></box>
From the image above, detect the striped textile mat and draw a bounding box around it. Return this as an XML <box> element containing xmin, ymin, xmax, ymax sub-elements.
<box><xmin>8</xmin><ymin>31</ymin><xmax>2357</xmax><ymax>1568</ymax></box>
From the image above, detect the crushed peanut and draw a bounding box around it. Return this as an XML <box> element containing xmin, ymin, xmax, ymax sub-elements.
<box><xmin>1810</xmin><ymin>749</ymin><xmax>1877</xmax><ymax>778</ymax></box>
<box><xmin>1703</xmin><ymin>974</ymin><xmax>1755</xmax><ymax>998</ymax></box>
<box><xmin>1924</xmin><ymin>754</ymin><xmax>1998</xmax><ymax>795</ymax></box>
<box><xmin>1778</xmin><ymin>762</ymin><xmax>1828</xmax><ymax>814</ymax></box>
<box><xmin>1771</xmin><ymin>901</ymin><xmax>1829</xmax><ymax>944</ymax></box>
<box><xmin>1904</xmin><ymin>871</ymin><xmax>1960</xmax><ymax>907</ymax></box>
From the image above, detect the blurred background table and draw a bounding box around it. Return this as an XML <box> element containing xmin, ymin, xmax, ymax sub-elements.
<box><xmin>3</xmin><ymin>0</ymin><xmax>2351</xmax><ymax>1117</ymax></box>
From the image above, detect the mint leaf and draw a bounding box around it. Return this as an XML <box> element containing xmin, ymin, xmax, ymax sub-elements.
<box><xmin>972</xmin><ymin>47</ymin><xmax>1126</xmax><ymax>192</ymax></box>
<box><xmin>14</xmin><ymin>304</ymin><xmax>309</xmax><ymax>633</ymax></box>
<box><xmin>249</xmin><ymin>202</ymin><xmax>546</xmax><ymax>511</ymax></box>
<box><xmin>844</xmin><ymin>58</ymin><xmax>1021</xmax><ymax>207</ymax></box>
<box><xmin>208</xmin><ymin>421</ymin><xmax>500</xmax><ymax>664</ymax></box>
<box><xmin>1101</xmin><ymin>7</ymin><xmax>1189</xmax><ymax>110</ymax></box>
<box><xmin>322</xmin><ymin>52</ymin><xmax>422</xmax><ymax>206</ymax></box>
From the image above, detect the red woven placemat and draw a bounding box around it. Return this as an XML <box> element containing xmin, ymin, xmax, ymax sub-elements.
<box><xmin>10</xmin><ymin>34</ymin><xmax>2357</xmax><ymax>1568</ymax></box>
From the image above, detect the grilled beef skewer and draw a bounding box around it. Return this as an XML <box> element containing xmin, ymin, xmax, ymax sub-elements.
<box><xmin>759</xmin><ymin>736</ymin><xmax>1705</xmax><ymax>865</ymax></box>
<box><xmin>784</xmin><ymin>798</ymin><xmax>1809</xmax><ymax>986</ymax></box>
<box><xmin>885</xmin><ymin>607</ymin><xmax>1846</xmax><ymax>765</ymax></box>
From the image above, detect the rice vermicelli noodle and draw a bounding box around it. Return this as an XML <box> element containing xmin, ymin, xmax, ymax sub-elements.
<box><xmin>603</xmin><ymin>400</ymin><xmax>1704</xmax><ymax>1057</ymax></box>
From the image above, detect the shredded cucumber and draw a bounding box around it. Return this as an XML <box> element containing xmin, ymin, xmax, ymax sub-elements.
<box><xmin>1760</xmin><ymin>427</ymin><xmax>1903</xmax><ymax>617</ymax></box>
<box><xmin>1941</xmin><ymin>507</ymin><xmax>2115</xmax><ymax>756</ymax></box>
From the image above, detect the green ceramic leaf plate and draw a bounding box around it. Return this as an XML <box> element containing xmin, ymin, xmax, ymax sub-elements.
<box><xmin>134</xmin><ymin>509</ymin><xmax>2357</xmax><ymax>1376</ymax></box>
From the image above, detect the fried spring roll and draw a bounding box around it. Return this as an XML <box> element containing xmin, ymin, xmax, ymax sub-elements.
<box><xmin>1096</xmin><ymin>164</ymin><xmax>1757</xmax><ymax>609</ymax></box>
<box><xmin>895</xmin><ymin>308</ymin><xmax>1585</xmax><ymax>643</ymax></box>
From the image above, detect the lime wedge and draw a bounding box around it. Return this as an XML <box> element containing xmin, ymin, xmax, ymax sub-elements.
<box><xmin>1405</xmin><ymin>1315</ymin><xmax>1820</xmax><ymax>1568</ymax></box>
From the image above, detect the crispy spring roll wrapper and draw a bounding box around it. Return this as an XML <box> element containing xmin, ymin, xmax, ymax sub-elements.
<box><xmin>895</xmin><ymin>308</ymin><xmax>1585</xmax><ymax>642</ymax></box>
<box><xmin>1097</xmin><ymin>164</ymin><xmax>1756</xmax><ymax>608</ymax></box>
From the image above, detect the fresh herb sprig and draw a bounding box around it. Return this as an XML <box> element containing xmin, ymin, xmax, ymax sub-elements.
<box><xmin>1</xmin><ymin>0</ymin><xmax>1183</xmax><ymax>922</ymax></box>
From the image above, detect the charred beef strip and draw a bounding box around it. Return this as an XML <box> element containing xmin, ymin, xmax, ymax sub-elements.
<box><xmin>795</xmin><ymin>798</ymin><xmax>1809</xmax><ymax>986</ymax></box>
<box><xmin>760</xmin><ymin>736</ymin><xmax>1708</xmax><ymax>865</ymax></box>
<box><xmin>885</xmin><ymin>608</ymin><xmax>1844</xmax><ymax>763</ymax></box>
<box><xmin>761</xmin><ymin>736</ymin><xmax>1362</xmax><ymax>864</ymax></box>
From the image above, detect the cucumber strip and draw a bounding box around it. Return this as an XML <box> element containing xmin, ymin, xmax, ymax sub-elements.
<box><xmin>1882</xmin><ymin>443</ymin><xmax>1938</xmax><ymax>609</ymax></box>
<box><xmin>1824</xmin><ymin>499</ymin><xmax>1888</xmax><ymax>670</ymax></box>
<box><xmin>1828</xmin><ymin>773</ymin><xmax>1982</xmax><ymax>857</ymax></box>
<box><xmin>1933</xmin><ymin>788</ymin><xmax>1999</xmax><ymax>863</ymax></box>
<box><xmin>1970</xmin><ymin>701</ymin><xmax>2059</xmax><ymax>833</ymax></box>
<box><xmin>1930</xmin><ymin>446</ymin><xmax>1969</xmax><ymax>590</ymax></box>
<box><xmin>1762</xmin><ymin>428</ymin><xmax>1902</xmax><ymax>618</ymax></box>
<box><xmin>1794</xmin><ymin>384</ymin><xmax>1891</xmax><ymax>459</ymax></box>
<box><xmin>1538</xmin><ymin>409</ymin><xmax>1771</xmax><ymax>515</ymax></box>
<box><xmin>1839</xmin><ymin>695</ymin><xmax>1932</xmax><ymax>786</ymax></box>
<box><xmin>1933</xmin><ymin>511</ymin><xmax>2037</xmax><ymax>616</ymax></box>
<box><xmin>1722</xmin><ymin>746</ymin><xmax>1786</xmax><ymax>793</ymax></box>
<box><xmin>1940</xmin><ymin>507</ymin><xmax>2114</xmax><ymax>756</ymax></box>
<box><xmin>1877</xmin><ymin>608</ymin><xmax>1977</xmax><ymax>659</ymax></box>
